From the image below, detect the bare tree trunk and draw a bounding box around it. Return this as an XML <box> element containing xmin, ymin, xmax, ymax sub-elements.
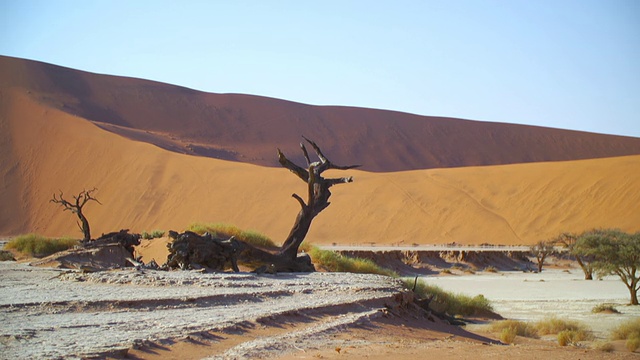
<box><xmin>575</xmin><ymin>256</ymin><xmax>593</xmax><ymax>280</ymax></box>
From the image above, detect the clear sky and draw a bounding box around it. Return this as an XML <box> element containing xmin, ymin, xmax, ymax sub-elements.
<box><xmin>2</xmin><ymin>0</ymin><xmax>639</xmax><ymax>137</ymax></box>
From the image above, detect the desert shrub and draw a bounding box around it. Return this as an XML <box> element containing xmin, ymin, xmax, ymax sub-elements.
<box><xmin>557</xmin><ymin>329</ymin><xmax>592</xmax><ymax>346</ymax></box>
<box><xmin>187</xmin><ymin>222</ymin><xmax>276</xmax><ymax>248</ymax></box>
<box><xmin>0</xmin><ymin>250</ymin><xmax>16</xmax><ymax>261</ymax></box>
<box><xmin>591</xmin><ymin>303</ymin><xmax>620</xmax><ymax>314</ymax></box>
<box><xmin>490</xmin><ymin>320</ymin><xmax>538</xmax><ymax>340</ymax></box>
<box><xmin>500</xmin><ymin>327</ymin><xmax>517</xmax><ymax>344</ymax></box>
<box><xmin>592</xmin><ymin>341</ymin><xmax>614</xmax><ymax>352</ymax></box>
<box><xmin>626</xmin><ymin>337</ymin><xmax>640</xmax><ymax>352</ymax></box>
<box><xmin>308</xmin><ymin>246</ymin><xmax>397</xmax><ymax>277</ymax></box>
<box><xmin>611</xmin><ymin>318</ymin><xmax>640</xmax><ymax>341</ymax></box>
<box><xmin>141</xmin><ymin>230</ymin><xmax>165</xmax><ymax>240</ymax></box>
<box><xmin>405</xmin><ymin>278</ymin><xmax>494</xmax><ymax>317</ymax></box>
<box><xmin>5</xmin><ymin>234</ymin><xmax>78</xmax><ymax>258</ymax></box>
<box><xmin>484</xmin><ymin>266</ymin><xmax>498</xmax><ymax>273</ymax></box>
<box><xmin>535</xmin><ymin>316</ymin><xmax>592</xmax><ymax>345</ymax></box>
<box><xmin>440</xmin><ymin>269</ymin><xmax>452</xmax><ymax>274</ymax></box>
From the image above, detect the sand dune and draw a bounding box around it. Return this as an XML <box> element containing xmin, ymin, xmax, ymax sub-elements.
<box><xmin>1</xmin><ymin>87</ymin><xmax>638</xmax><ymax>244</ymax></box>
<box><xmin>3</xmin><ymin>55</ymin><xmax>640</xmax><ymax>172</ymax></box>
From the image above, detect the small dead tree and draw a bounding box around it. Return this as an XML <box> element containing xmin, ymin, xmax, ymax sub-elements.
<box><xmin>51</xmin><ymin>188</ymin><xmax>101</xmax><ymax>242</ymax></box>
<box><xmin>530</xmin><ymin>240</ymin><xmax>554</xmax><ymax>272</ymax></box>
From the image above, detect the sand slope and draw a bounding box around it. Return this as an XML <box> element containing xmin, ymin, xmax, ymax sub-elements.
<box><xmin>1</xmin><ymin>88</ymin><xmax>638</xmax><ymax>244</ymax></box>
<box><xmin>3</xmin><ymin>55</ymin><xmax>640</xmax><ymax>172</ymax></box>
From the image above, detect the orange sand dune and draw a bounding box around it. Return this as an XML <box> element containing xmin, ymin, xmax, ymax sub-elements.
<box><xmin>1</xmin><ymin>88</ymin><xmax>638</xmax><ymax>245</ymax></box>
<box><xmin>3</xmin><ymin>55</ymin><xmax>640</xmax><ymax>172</ymax></box>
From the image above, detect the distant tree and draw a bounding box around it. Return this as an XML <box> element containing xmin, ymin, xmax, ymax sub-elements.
<box><xmin>573</xmin><ymin>229</ymin><xmax>640</xmax><ymax>305</ymax></box>
<box><xmin>50</xmin><ymin>188</ymin><xmax>101</xmax><ymax>242</ymax></box>
<box><xmin>530</xmin><ymin>240</ymin><xmax>554</xmax><ymax>272</ymax></box>
<box><xmin>554</xmin><ymin>232</ymin><xmax>594</xmax><ymax>280</ymax></box>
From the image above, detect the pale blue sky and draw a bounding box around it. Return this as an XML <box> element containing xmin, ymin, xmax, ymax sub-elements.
<box><xmin>2</xmin><ymin>0</ymin><xmax>639</xmax><ymax>137</ymax></box>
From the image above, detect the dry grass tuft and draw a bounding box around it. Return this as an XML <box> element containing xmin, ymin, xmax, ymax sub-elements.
<box><xmin>5</xmin><ymin>234</ymin><xmax>78</xmax><ymax>258</ymax></box>
<box><xmin>187</xmin><ymin>222</ymin><xmax>277</xmax><ymax>248</ymax></box>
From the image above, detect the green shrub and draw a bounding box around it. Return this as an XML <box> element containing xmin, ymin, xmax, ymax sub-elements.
<box><xmin>0</xmin><ymin>250</ymin><xmax>16</xmax><ymax>261</ymax></box>
<box><xmin>5</xmin><ymin>234</ymin><xmax>78</xmax><ymax>258</ymax></box>
<box><xmin>308</xmin><ymin>246</ymin><xmax>397</xmax><ymax>277</ymax></box>
<box><xmin>187</xmin><ymin>222</ymin><xmax>276</xmax><ymax>248</ymax></box>
<box><xmin>591</xmin><ymin>303</ymin><xmax>620</xmax><ymax>314</ymax></box>
<box><xmin>611</xmin><ymin>318</ymin><xmax>640</xmax><ymax>341</ymax></box>
<box><xmin>490</xmin><ymin>320</ymin><xmax>538</xmax><ymax>340</ymax></box>
<box><xmin>405</xmin><ymin>278</ymin><xmax>494</xmax><ymax>317</ymax></box>
<box><xmin>141</xmin><ymin>230</ymin><xmax>165</xmax><ymax>240</ymax></box>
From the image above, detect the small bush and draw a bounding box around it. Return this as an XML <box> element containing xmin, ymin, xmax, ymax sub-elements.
<box><xmin>405</xmin><ymin>278</ymin><xmax>494</xmax><ymax>317</ymax></box>
<box><xmin>592</xmin><ymin>341</ymin><xmax>614</xmax><ymax>352</ymax></box>
<box><xmin>626</xmin><ymin>337</ymin><xmax>640</xmax><ymax>352</ymax></box>
<box><xmin>484</xmin><ymin>266</ymin><xmax>498</xmax><ymax>273</ymax></box>
<box><xmin>187</xmin><ymin>222</ymin><xmax>276</xmax><ymax>248</ymax></box>
<box><xmin>535</xmin><ymin>316</ymin><xmax>590</xmax><ymax>336</ymax></box>
<box><xmin>490</xmin><ymin>320</ymin><xmax>538</xmax><ymax>340</ymax></box>
<box><xmin>308</xmin><ymin>246</ymin><xmax>397</xmax><ymax>277</ymax></box>
<box><xmin>557</xmin><ymin>329</ymin><xmax>592</xmax><ymax>346</ymax></box>
<box><xmin>611</xmin><ymin>318</ymin><xmax>640</xmax><ymax>341</ymax></box>
<box><xmin>141</xmin><ymin>230</ymin><xmax>165</xmax><ymax>240</ymax></box>
<box><xmin>592</xmin><ymin>303</ymin><xmax>620</xmax><ymax>314</ymax></box>
<box><xmin>500</xmin><ymin>327</ymin><xmax>517</xmax><ymax>344</ymax></box>
<box><xmin>5</xmin><ymin>234</ymin><xmax>78</xmax><ymax>258</ymax></box>
<box><xmin>0</xmin><ymin>250</ymin><xmax>16</xmax><ymax>261</ymax></box>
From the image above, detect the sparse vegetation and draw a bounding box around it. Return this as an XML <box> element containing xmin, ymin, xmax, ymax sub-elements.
<box><xmin>141</xmin><ymin>230</ymin><xmax>165</xmax><ymax>240</ymax></box>
<box><xmin>490</xmin><ymin>317</ymin><xmax>592</xmax><ymax>346</ymax></box>
<box><xmin>406</xmin><ymin>278</ymin><xmax>494</xmax><ymax>317</ymax></box>
<box><xmin>627</xmin><ymin>337</ymin><xmax>640</xmax><ymax>352</ymax></box>
<box><xmin>187</xmin><ymin>222</ymin><xmax>277</xmax><ymax>248</ymax></box>
<box><xmin>591</xmin><ymin>303</ymin><xmax>620</xmax><ymax>314</ymax></box>
<box><xmin>441</xmin><ymin>269</ymin><xmax>452</xmax><ymax>274</ymax></box>
<box><xmin>484</xmin><ymin>266</ymin><xmax>498</xmax><ymax>273</ymax></box>
<box><xmin>557</xmin><ymin>329</ymin><xmax>591</xmax><ymax>346</ymax></box>
<box><xmin>5</xmin><ymin>234</ymin><xmax>79</xmax><ymax>257</ymax></box>
<box><xmin>534</xmin><ymin>316</ymin><xmax>590</xmax><ymax>336</ymax></box>
<box><xmin>0</xmin><ymin>250</ymin><xmax>16</xmax><ymax>261</ymax></box>
<box><xmin>307</xmin><ymin>246</ymin><xmax>397</xmax><ymax>277</ymax></box>
<box><xmin>592</xmin><ymin>341</ymin><xmax>615</xmax><ymax>352</ymax></box>
<box><xmin>611</xmin><ymin>318</ymin><xmax>640</xmax><ymax>342</ymax></box>
<box><xmin>490</xmin><ymin>320</ymin><xmax>538</xmax><ymax>343</ymax></box>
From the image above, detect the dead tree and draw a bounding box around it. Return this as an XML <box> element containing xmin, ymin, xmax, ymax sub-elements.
<box><xmin>277</xmin><ymin>136</ymin><xmax>360</xmax><ymax>259</ymax></box>
<box><xmin>164</xmin><ymin>138</ymin><xmax>360</xmax><ymax>273</ymax></box>
<box><xmin>50</xmin><ymin>188</ymin><xmax>101</xmax><ymax>242</ymax></box>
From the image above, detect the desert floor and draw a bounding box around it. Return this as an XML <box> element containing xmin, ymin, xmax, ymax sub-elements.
<box><xmin>1</xmin><ymin>249</ymin><xmax>638</xmax><ymax>360</ymax></box>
